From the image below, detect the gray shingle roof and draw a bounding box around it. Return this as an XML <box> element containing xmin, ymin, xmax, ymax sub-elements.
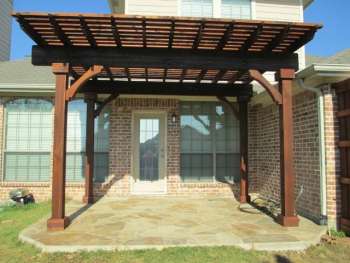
<box><xmin>306</xmin><ymin>49</ymin><xmax>350</xmax><ymax>66</ymax></box>
<box><xmin>0</xmin><ymin>57</ymin><xmax>54</xmax><ymax>84</ymax></box>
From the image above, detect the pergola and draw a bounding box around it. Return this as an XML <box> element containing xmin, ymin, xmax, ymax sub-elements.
<box><xmin>13</xmin><ymin>12</ymin><xmax>321</xmax><ymax>231</ymax></box>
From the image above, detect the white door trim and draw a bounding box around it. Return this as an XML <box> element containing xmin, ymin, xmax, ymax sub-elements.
<box><xmin>131</xmin><ymin>111</ymin><xmax>168</xmax><ymax>195</ymax></box>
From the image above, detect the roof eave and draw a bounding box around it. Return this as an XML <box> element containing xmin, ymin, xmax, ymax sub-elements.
<box><xmin>303</xmin><ymin>0</ymin><xmax>314</xmax><ymax>9</ymax></box>
<box><xmin>297</xmin><ymin>64</ymin><xmax>350</xmax><ymax>79</ymax></box>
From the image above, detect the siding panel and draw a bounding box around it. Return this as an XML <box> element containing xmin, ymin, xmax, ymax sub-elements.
<box><xmin>127</xmin><ymin>0</ymin><xmax>178</xmax><ymax>16</ymax></box>
<box><xmin>0</xmin><ymin>0</ymin><xmax>13</xmax><ymax>61</ymax></box>
<box><xmin>255</xmin><ymin>0</ymin><xmax>302</xmax><ymax>22</ymax></box>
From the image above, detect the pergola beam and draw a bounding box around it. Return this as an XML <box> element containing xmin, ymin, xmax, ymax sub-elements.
<box><xmin>32</xmin><ymin>46</ymin><xmax>299</xmax><ymax>72</ymax></box>
<box><xmin>81</xmin><ymin>80</ymin><xmax>253</xmax><ymax>97</ymax></box>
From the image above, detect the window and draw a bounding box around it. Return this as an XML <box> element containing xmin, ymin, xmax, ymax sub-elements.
<box><xmin>180</xmin><ymin>102</ymin><xmax>240</xmax><ymax>183</ymax></box>
<box><xmin>4</xmin><ymin>99</ymin><xmax>53</xmax><ymax>182</ymax></box>
<box><xmin>221</xmin><ymin>0</ymin><xmax>251</xmax><ymax>19</ymax></box>
<box><xmin>66</xmin><ymin>100</ymin><xmax>110</xmax><ymax>183</ymax></box>
<box><xmin>181</xmin><ymin>0</ymin><xmax>213</xmax><ymax>17</ymax></box>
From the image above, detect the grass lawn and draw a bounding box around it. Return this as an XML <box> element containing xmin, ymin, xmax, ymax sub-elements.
<box><xmin>0</xmin><ymin>202</ymin><xmax>349</xmax><ymax>263</ymax></box>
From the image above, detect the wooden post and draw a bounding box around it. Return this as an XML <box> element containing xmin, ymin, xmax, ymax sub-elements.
<box><xmin>277</xmin><ymin>68</ymin><xmax>299</xmax><ymax>227</ymax></box>
<box><xmin>238</xmin><ymin>96</ymin><xmax>250</xmax><ymax>203</ymax></box>
<box><xmin>47</xmin><ymin>63</ymin><xmax>70</xmax><ymax>231</ymax></box>
<box><xmin>83</xmin><ymin>93</ymin><xmax>97</xmax><ymax>204</ymax></box>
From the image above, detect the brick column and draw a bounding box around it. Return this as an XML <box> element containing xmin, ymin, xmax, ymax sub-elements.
<box><xmin>322</xmin><ymin>85</ymin><xmax>341</xmax><ymax>229</ymax></box>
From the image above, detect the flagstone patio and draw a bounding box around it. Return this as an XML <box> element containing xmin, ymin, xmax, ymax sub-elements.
<box><xmin>20</xmin><ymin>197</ymin><xmax>326</xmax><ymax>252</ymax></box>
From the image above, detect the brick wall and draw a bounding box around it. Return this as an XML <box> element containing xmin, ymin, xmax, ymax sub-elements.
<box><xmin>249</xmin><ymin>91</ymin><xmax>322</xmax><ymax>222</ymax></box>
<box><xmin>0</xmin><ymin>97</ymin><xmax>235</xmax><ymax>202</ymax></box>
<box><xmin>322</xmin><ymin>86</ymin><xmax>341</xmax><ymax>228</ymax></box>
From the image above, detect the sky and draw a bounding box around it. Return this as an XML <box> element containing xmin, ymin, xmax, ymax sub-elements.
<box><xmin>9</xmin><ymin>0</ymin><xmax>350</xmax><ymax>60</ymax></box>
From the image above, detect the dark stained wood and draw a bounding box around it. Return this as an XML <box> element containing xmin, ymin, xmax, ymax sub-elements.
<box><xmin>333</xmin><ymin>78</ymin><xmax>350</xmax><ymax>235</ymax></box>
<box><xmin>47</xmin><ymin>63</ymin><xmax>70</xmax><ymax>231</ymax></box>
<box><xmin>32</xmin><ymin>46</ymin><xmax>300</xmax><ymax>72</ymax></box>
<box><xmin>337</xmin><ymin>109</ymin><xmax>350</xmax><ymax>118</ymax></box>
<box><xmin>276</xmin><ymin>68</ymin><xmax>299</xmax><ymax>227</ymax></box>
<box><xmin>168</xmin><ymin>20</ymin><xmax>175</xmax><ymax>49</ymax></box>
<box><xmin>66</xmin><ymin>65</ymin><xmax>103</xmax><ymax>101</ymax></box>
<box><xmin>217</xmin><ymin>96</ymin><xmax>239</xmax><ymax>120</ymax></box>
<box><xmin>81</xmin><ymin>80</ymin><xmax>253</xmax><ymax>97</ymax></box>
<box><xmin>13</xmin><ymin>13</ymin><xmax>322</xmax><ymax>54</ymax></box>
<box><xmin>49</xmin><ymin>15</ymin><xmax>71</xmax><ymax>46</ymax></box>
<box><xmin>193</xmin><ymin>21</ymin><xmax>205</xmax><ymax>49</ymax></box>
<box><xmin>83</xmin><ymin>93</ymin><xmax>97</xmax><ymax>204</ymax></box>
<box><xmin>213</xmin><ymin>70</ymin><xmax>227</xmax><ymax>84</ymax></box>
<box><xmin>94</xmin><ymin>93</ymin><xmax>119</xmax><ymax>118</ymax></box>
<box><xmin>216</xmin><ymin>22</ymin><xmax>234</xmax><ymax>51</ymax></box>
<box><xmin>80</xmin><ymin>16</ymin><xmax>97</xmax><ymax>48</ymax></box>
<box><xmin>248</xmin><ymin>69</ymin><xmax>282</xmax><ymax>105</ymax></box>
<box><xmin>110</xmin><ymin>17</ymin><xmax>122</xmax><ymax>47</ymax></box>
<box><xmin>196</xmin><ymin>69</ymin><xmax>207</xmax><ymax>83</ymax></box>
<box><xmin>16</xmin><ymin>16</ymin><xmax>47</xmax><ymax>46</ymax></box>
<box><xmin>263</xmin><ymin>25</ymin><xmax>290</xmax><ymax>53</ymax></box>
<box><xmin>227</xmin><ymin>70</ymin><xmax>246</xmax><ymax>84</ymax></box>
<box><xmin>240</xmin><ymin>25</ymin><xmax>263</xmax><ymax>54</ymax></box>
<box><xmin>238</xmin><ymin>96</ymin><xmax>250</xmax><ymax>203</ymax></box>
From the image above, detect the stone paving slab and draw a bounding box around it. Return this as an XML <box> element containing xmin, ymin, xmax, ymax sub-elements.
<box><xmin>19</xmin><ymin>197</ymin><xmax>327</xmax><ymax>252</ymax></box>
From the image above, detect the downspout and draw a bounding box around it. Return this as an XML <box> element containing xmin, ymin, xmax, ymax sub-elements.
<box><xmin>297</xmin><ymin>79</ymin><xmax>327</xmax><ymax>225</ymax></box>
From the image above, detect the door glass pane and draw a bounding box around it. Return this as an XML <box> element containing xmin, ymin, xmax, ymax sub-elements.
<box><xmin>139</xmin><ymin>118</ymin><xmax>160</xmax><ymax>181</ymax></box>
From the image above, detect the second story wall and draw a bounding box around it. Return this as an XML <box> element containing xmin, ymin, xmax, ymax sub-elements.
<box><xmin>255</xmin><ymin>0</ymin><xmax>303</xmax><ymax>22</ymax></box>
<box><xmin>0</xmin><ymin>0</ymin><xmax>13</xmax><ymax>61</ymax></box>
<box><xmin>119</xmin><ymin>0</ymin><xmax>304</xmax><ymax>22</ymax></box>
<box><xmin>126</xmin><ymin>0</ymin><xmax>178</xmax><ymax>16</ymax></box>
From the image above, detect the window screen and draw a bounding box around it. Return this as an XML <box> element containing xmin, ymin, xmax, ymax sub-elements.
<box><xmin>181</xmin><ymin>0</ymin><xmax>213</xmax><ymax>17</ymax></box>
<box><xmin>180</xmin><ymin>102</ymin><xmax>240</xmax><ymax>183</ymax></box>
<box><xmin>4</xmin><ymin>99</ymin><xmax>53</xmax><ymax>182</ymax></box>
<box><xmin>66</xmin><ymin>100</ymin><xmax>110</xmax><ymax>183</ymax></box>
<box><xmin>221</xmin><ymin>0</ymin><xmax>251</xmax><ymax>19</ymax></box>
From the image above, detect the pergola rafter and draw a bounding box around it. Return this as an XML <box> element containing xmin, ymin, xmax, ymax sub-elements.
<box><xmin>12</xmin><ymin>12</ymin><xmax>322</xmax><ymax>231</ymax></box>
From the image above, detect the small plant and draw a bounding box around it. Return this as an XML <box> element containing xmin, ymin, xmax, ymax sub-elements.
<box><xmin>329</xmin><ymin>228</ymin><xmax>347</xmax><ymax>238</ymax></box>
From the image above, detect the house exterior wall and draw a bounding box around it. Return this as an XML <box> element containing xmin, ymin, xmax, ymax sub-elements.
<box><xmin>0</xmin><ymin>96</ymin><xmax>236</xmax><ymax>202</ymax></box>
<box><xmin>322</xmin><ymin>86</ymin><xmax>341</xmax><ymax>229</ymax></box>
<box><xmin>0</xmin><ymin>90</ymin><xmax>342</xmax><ymax>227</ymax></box>
<box><xmin>248</xmin><ymin>91</ymin><xmax>322</xmax><ymax>222</ymax></box>
<box><xmin>0</xmin><ymin>0</ymin><xmax>13</xmax><ymax>61</ymax></box>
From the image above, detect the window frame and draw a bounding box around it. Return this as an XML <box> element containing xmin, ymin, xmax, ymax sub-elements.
<box><xmin>179</xmin><ymin>101</ymin><xmax>240</xmax><ymax>183</ymax></box>
<box><xmin>178</xmin><ymin>0</ymin><xmax>254</xmax><ymax>18</ymax></box>
<box><xmin>2</xmin><ymin>98</ymin><xmax>54</xmax><ymax>183</ymax></box>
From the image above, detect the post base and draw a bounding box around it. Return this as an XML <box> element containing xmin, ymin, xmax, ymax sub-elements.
<box><xmin>82</xmin><ymin>195</ymin><xmax>94</xmax><ymax>204</ymax></box>
<box><xmin>240</xmin><ymin>195</ymin><xmax>251</xmax><ymax>204</ymax></box>
<box><xmin>47</xmin><ymin>217</ymin><xmax>70</xmax><ymax>231</ymax></box>
<box><xmin>277</xmin><ymin>214</ymin><xmax>299</xmax><ymax>227</ymax></box>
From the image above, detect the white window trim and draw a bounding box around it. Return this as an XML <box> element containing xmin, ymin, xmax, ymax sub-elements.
<box><xmin>251</xmin><ymin>0</ymin><xmax>256</xmax><ymax>19</ymax></box>
<box><xmin>178</xmin><ymin>0</ymin><xmax>254</xmax><ymax>19</ymax></box>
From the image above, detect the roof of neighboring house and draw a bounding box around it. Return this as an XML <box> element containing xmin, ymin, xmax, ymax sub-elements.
<box><xmin>306</xmin><ymin>49</ymin><xmax>350</xmax><ymax>66</ymax></box>
<box><xmin>0</xmin><ymin>58</ymin><xmax>54</xmax><ymax>93</ymax></box>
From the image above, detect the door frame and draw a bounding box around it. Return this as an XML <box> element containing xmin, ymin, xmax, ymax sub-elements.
<box><xmin>131</xmin><ymin>110</ymin><xmax>168</xmax><ymax>194</ymax></box>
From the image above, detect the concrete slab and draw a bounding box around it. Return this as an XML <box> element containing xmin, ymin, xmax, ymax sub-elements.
<box><xmin>19</xmin><ymin>197</ymin><xmax>327</xmax><ymax>252</ymax></box>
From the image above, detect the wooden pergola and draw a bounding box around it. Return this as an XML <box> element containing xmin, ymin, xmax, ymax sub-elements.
<box><xmin>13</xmin><ymin>12</ymin><xmax>321</xmax><ymax>231</ymax></box>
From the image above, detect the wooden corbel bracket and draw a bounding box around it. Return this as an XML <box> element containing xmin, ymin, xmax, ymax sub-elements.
<box><xmin>94</xmin><ymin>93</ymin><xmax>119</xmax><ymax>118</ymax></box>
<box><xmin>66</xmin><ymin>65</ymin><xmax>103</xmax><ymax>101</ymax></box>
<box><xmin>248</xmin><ymin>69</ymin><xmax>282</xmax><ymax>105</ymax></box>
<box><xmin>217</xmin><ymin>96</ymin><xmax>240</xmax><ymax>120</ymax></box>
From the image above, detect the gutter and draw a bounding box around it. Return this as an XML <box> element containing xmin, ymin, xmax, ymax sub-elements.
<box><xmin>297</xmin><ymin>78</ymin><xmax>327</xmax><ymax>225</ymax></box>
